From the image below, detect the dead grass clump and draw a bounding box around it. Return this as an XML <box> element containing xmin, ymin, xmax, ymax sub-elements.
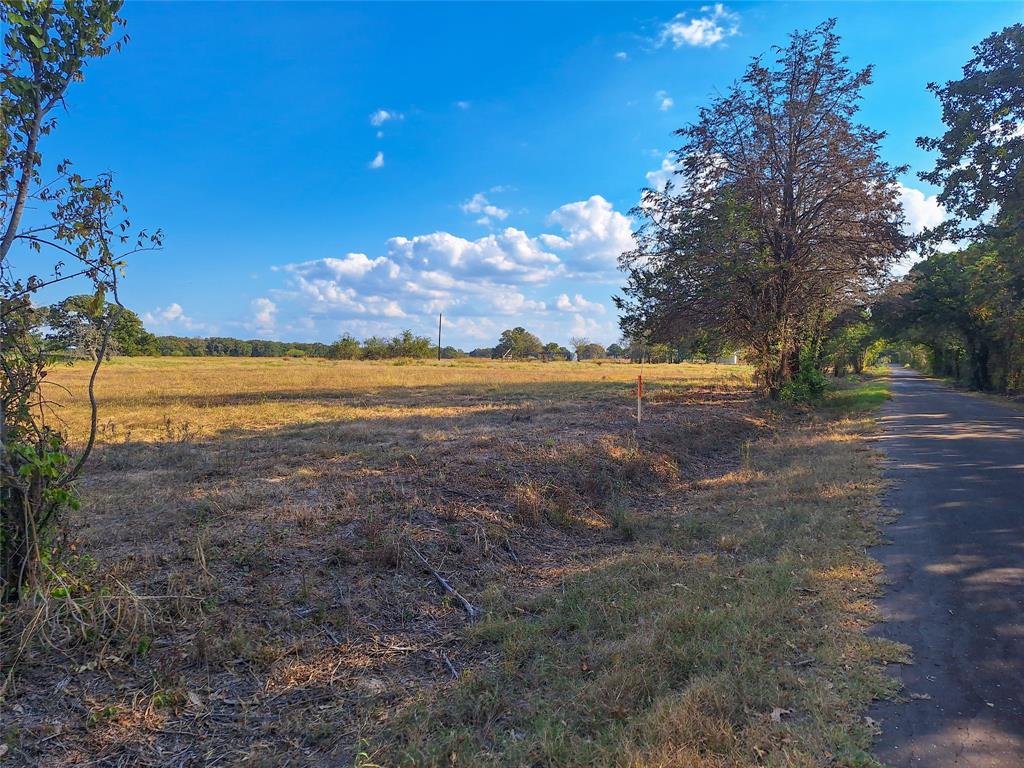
<box><xmin>1</xmin><ymin>580</ymin><xmax>155</xmax><ymax>695</ymax></box>
<box><xmin>509</xmin><ymin>479</ymin><xmax>588</xmax><ymax>528</ymax></box>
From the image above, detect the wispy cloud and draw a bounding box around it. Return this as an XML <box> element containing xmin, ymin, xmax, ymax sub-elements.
<box><xmin>461</xmin><ymin>192</ymin><xmax>510</xmax><ymax>225</ymax></box>
<box><xmin>556</xmin><ymin>293</ymin><xmax>606</xmax><ymax>314</ymax></box>
<box><xmin>369</xmin><ymin>108</ymin><xmax>403</xmax><ymax>127</ymax></box>
<box><xmin>369</xmin><ymin>151</ymin><xmax>385</xmax><ymax>169</ymax></box>
<box><xmin>656</xmin><ymin>90</ymin><xmax>674</xmax><ymax>111</ymax></box>
<box><xmin>250</xmin><ymin>297</ymin><xmax>277</xmax><ymax>334</ymax></box>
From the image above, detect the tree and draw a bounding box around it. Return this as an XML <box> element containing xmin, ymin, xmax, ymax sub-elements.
<box><xmin>362</xmin><ymin>336</ymin><xmax>389</xmax><ymax>360</ymax></box>
<box><xmin>494</xmin><ymin>327</ymin><xmax>542</xmax><ymax>359</ymax></box>
<box><xmin>648</xmin><ymin>343</ymin><xmax>675</xmax><ymax>363</ymax></box>
<box><xmin>883</xmin><ymin>244</ymin><xmax>1015</xmax><ymax>390</ymax></box>
<box><xmin>329</xmin><ymin>333</ymin><xmax>362</xmax><ymax>360</ymax></box>
<box><xmin>900</xmin><ymin>24</ymin><xmax>1024</xmax><ymax>392</ymax></box>
<box><xmin>578</xmin><ymin>342</ymin><xmax>606</xmax><ymax>360</ymax></box>
<box><xmin>569</xmin><ymin>336</ymin><xmax>590</xmax><ymax>361</ymax></box>
<box><xmin>618</xmin><ymin>20</ymin><xmax>907</xmax><ymax>397</ymax></box>
<box><xmin>917</xmin><ymin>24</ymin><xmax>1023</xmax><ymax>245</ymax></box>
<box><xmin>606</xmin><ymin>343</ymin><xmax>625</xmax><ymax>358</ymax></box>
<box><xmin>543</xmin><ymin>341</ymin><xmax>570</xmax><ymax>360</ymax></box>
<box><xmin>46</xmin><ymin>295</ymin><xmax>149</xmax><ymax>359</ymax></box>
<box><xmin>387</xmin><ymin>329</ymin><xmax>433</xmax><ymax>358</ymax></box>
<box><xmin>821</xmin><ymin>309</ymin><xmax>883</xmax><ymax>377</ymax></box>
<box><xmin>1</xmin><ymin>1</ymin><xmax>161</xmax><ymax>601</ymax></box>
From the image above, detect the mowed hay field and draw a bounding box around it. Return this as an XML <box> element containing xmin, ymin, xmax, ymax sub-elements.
<box><xmin>2</xmin><ymin>358</ymin><xmax>900</xmax><ymax>767</ymax></box>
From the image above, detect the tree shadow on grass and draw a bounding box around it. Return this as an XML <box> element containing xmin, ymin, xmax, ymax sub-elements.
<box><xmin>4</xmin><ymin>379</ymin><xmax>764</xmax><ymax>766</ymax></box>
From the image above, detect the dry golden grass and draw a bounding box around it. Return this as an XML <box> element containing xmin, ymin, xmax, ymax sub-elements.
<box><xmin>45</xmin><ymin>357</ymin><xmax>751</xmax><ymax>443</ymax></box>
<box><xmin>1</xmin><ymin>358</ymin><xmax>897</xmax><ymax>767</ymax></box>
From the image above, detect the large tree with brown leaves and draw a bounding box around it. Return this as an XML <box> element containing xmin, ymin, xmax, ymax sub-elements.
<box><xmin>617</xmin><ymin>20</ymin><xmax>908</xmax><ymax>397</ymax></box>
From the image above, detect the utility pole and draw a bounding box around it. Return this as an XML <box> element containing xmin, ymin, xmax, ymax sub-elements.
<box><xmin>437</xmin><ymin>312</ymin><xmax>443</xmax><ymax>361</ymax></box>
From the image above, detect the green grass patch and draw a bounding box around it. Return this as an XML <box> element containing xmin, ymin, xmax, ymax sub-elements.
<box><xmin>822</xmin><ymin>373</ymin><xmax>891</xmax><ymax>415</ymax></box>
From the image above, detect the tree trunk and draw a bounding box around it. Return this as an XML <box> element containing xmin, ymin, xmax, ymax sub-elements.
<box><xmin>969</xmin><ymin>338</ymin><xmax>992</xmax><ymax>391</ymax></box>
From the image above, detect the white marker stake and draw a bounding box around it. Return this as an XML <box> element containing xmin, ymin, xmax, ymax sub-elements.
<box><xmin>636</xmin><ymin>374</ymin><xmax>643</xmax><ymax>424</ymax></box>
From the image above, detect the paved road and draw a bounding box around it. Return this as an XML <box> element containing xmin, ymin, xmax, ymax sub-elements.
<box><xmin>870</xmin><ymin>367</ymin><xmax>1024</xmax><ymax>767</ymax></box>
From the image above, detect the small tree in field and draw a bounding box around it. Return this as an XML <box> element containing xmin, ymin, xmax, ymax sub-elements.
<box><xmin>618</xmin><ymin>20</ymin><xmax>907</xmax><ymax>397</ymax></box>
<box><xmin>569</xmin><ymin>336</ymin><xmax>590</xmax><ymax>361</ymax></box>
<box><xmin>1</xmin><ymin>1</ymin><xmax>160</xmax><ymax>601</ymax></box>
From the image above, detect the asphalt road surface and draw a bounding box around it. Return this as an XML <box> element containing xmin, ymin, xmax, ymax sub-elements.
<box><xmin>870</xmin><ymin>367</ymin><xmax>1024</xmax><ymax>767</ymax></box>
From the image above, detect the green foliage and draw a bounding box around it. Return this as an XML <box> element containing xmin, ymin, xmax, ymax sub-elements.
<box><xmin>46</xmin><ymin>294</ymin><xmax>153</xmax><ymax>358</ymax></box>
<box><xmin>779</xmin><ymin>347</ymin><xmax>829</xmax><ymax>403</ymax></box>
<box><xmin>494</xmin><ymin>327</ymin><xmax>543</xmax><ymax>359</ymax></box>
<box><xmin>881</xmin><ymin>242</ymin><xmax>1022</xmax><ymax>391</ymax></box>
<box><xmin>917</xmin><ymin>23</ymin><xmax>1023</xmax><ymax>244</ymax></box>
<box><xmin>362</xmin><ymin>336</ymin><xmax>389</xmax><ymax>360</ymax></box>
<box><xmin>875</xmin><ymin>24</ymin><xmax>1024</xmax><ymax>394</ymax></box>
<box><xmin>647</xmin><ymin>343</ymin><xmax>674</xmax><ymax>363</ymax></box>
<box><xmin>329</xmin><ymin>333</ymin><xmax>363</xmax><ymax>360</ymax></box>
<box><xmin>387</xmin><ymin>329</ymin><xmax>434</xmax><ymax>359</ymax></box>
<box><xmin>1</xmin><ymin>0</ymin><xmax>160</xmax><ymax>601</ymax></box>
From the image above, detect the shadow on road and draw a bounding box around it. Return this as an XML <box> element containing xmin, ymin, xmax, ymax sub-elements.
<box><xmin>870</xmin><ymin>367</ymin><xmax>1024</xmax><ymax>766</ymax></box>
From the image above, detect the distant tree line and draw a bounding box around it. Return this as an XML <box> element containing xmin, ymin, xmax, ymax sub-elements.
<box><xmin>43</xmin><ymin>299</ymin><xmax>741</xmax><ymax>365</ymax></box>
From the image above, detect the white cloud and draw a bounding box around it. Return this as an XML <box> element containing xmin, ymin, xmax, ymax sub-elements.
<box><xmin>251</xmin><ymin>297</ymin><xmax>277</xmax><ymax>333</ymax></box>
<box><xmin>369</xmin><ymin>151</ymin><xmax>384</xmax><ymax>169</ymax></box>
<box><xmin>646</xmin><ymin>152</ymin><xmax>683</xmax><ymax>190</ymax></box>
<box><xmin>656</xmin><ymin>90</ymin><xmax>674</xmax><ymax>111</ymax></box>
<box><xmin>897</xmin><ymin>183</ymin><xmax>945</xmax><ymax>235</ymax></box>
<box><xmin>369</xmin><ymin>109</ymin><xmax>403</xmax><ymax>127</ymax></box>
<box><xmin>570</xmin><ymin>313</ymin><xmax>604</xmax><ymax>338</ymax></box>
<box><xmin>387</xmin><ymin>228</ymin><xmax>560</xmax><ymax>283</ymax></box>
<box><xmin>143</xmin><ymin>302</ymin><xmax>203</xmax><ymax>332</ymax></box>
<box><xmin>540</xmin><ymin>195</ymin><xmax>635</xmax><ymax>273</ymax></box>
<box><xmin>658</xmin><ymin>4</ymin><xmax>740</xmax><ymax>48</ymax></box>
<box><xmin>461</xmin><ymin>192</ymin><xmax>510</xmax><ymax>224</ymax></box>
<box><xmin>615</xmin><ymin>51</ymin><xmax>629</xmax><ymax>61</ymax></box>
<box><xmin>891</xmin><ymin>183</ymin><xmax>957</xmax><ymax>275</ymax></box>
<box><xmin>273</xmin><ymin>196</ymin><xmax>633</xmax><ymax>344</ymax></box>
<box><xmin>556</xmin><ymin>293</ymin><xmax>606</xmax><ymax>314</ymax></box>
<box><xmin>455</xmin><ymin>100</ymin><xmax>471</xmax><ymax>110</ymax></box>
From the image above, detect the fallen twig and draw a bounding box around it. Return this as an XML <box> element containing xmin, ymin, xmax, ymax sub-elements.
<box><xmin>439</xmin><ymin>650</ymin><xmax>459</xmax><ymax>680</ymax></box>
<box><xmin>406</xmin><ymin>541</ymin><xmax>481</xmax><ymax>619</ymax></box>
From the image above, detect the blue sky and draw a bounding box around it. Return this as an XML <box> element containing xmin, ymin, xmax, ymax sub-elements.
<box><xmin>34</xmin><ymin>1</ymin><xmax>1024</xmax><ymax>348</ymax></box>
